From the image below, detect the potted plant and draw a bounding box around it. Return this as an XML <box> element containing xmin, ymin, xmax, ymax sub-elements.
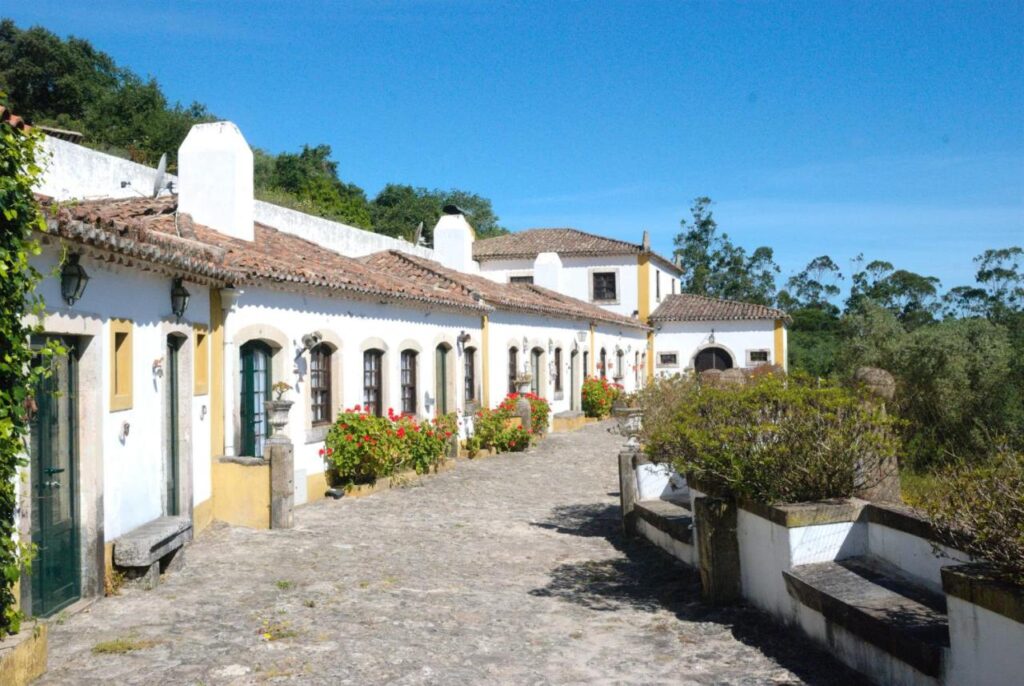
<box><xmin>265</xmin><ymin>381</ymin><xmax>294</xmax><ymax>433</ymax></box>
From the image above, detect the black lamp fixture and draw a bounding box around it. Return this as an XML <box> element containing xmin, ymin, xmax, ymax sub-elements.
<box><xmin>171</xmin><ymin>278</ymin><xmax>191</xmax><ymax>320</ymax></box>
<box><xmin>60</xmin><ymin>253</ymin><xmax>90</xmax><ymax>306</ymax></box>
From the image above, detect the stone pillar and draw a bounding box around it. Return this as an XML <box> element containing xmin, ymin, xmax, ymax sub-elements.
<box><xmin>694</xmin><ymin>496</ymin><xmax>741</xmax><ymax>605</ymax></box>
<box><xmin>515</xmin><ymin>375</ymin><xmax>533</xmax><ymax>433</ymax></box>
<box><xmin>852</xmin><ymin>367</ymin><xmax>901</xmax><ymax>502</ymax></box>
<box><xmin>618</xmin><ymin>447</ymin><xmax>639</xmax><ymax>537</ymax></box>
<box><xmin>264</xmin><ymin>400</ymin><xmax>294</xmax><ymax>529</ymax></box>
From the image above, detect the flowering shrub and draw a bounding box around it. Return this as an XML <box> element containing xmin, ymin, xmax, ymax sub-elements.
<box><xmin>581</xmin><ymin>377</ymin><xmax>622</xmax><ymax>418</ymax></box>
<box><xmin>496</xmin><ymin>392</ymin><xmax>550</xmax><ymax>436</ymax></box>
<box><xmin>468</xmin><ymin>393</ymin><xmax>547</xmax><ymax>454</ymax></box>
<box><xmin>323</xmin><ymin>405</ymin><xmax>456</xmax><ymax>485</ymax></box>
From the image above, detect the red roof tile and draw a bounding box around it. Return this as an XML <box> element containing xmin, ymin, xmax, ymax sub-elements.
<box><xmin>649</xmin><ymin>293</ymin><xmax>789</xmax><ymax>323</ymax></box>
<box><xmin>0</xmin><ymin>105</ymin><xmax>30</xmax><ymax>131</ymax></box>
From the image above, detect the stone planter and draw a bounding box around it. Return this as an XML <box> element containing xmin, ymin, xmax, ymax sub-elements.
<box><xmin>264</xmin><ymin>399</ymin><xmax>293</xmax><ymax>434</ymax></box>
<box><xmin>612</xmin><ymin>406</ymin><xmax>643</xmax><ymax>448</ymax></box>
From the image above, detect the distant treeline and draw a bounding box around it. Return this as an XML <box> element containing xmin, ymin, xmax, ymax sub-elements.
<box><xmin>0</xmin><ymin>19</ymin><xmax>508</xmax><ymax>241</ymax></box>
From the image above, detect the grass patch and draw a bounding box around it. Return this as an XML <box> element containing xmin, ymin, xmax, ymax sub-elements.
<box><xmin>900</xmin><ymin>468</ymin><xmax>942</xmax><ymax>508</ymax></box>
<box><xmin>274</xmin><ymin>579</ymin><xmax>293</xmax><ymax>590</ymax></box>
<box><xmin>92</xmin><ymin>637</ymin><xmax>158</xmax><ymax>654</ymax></box>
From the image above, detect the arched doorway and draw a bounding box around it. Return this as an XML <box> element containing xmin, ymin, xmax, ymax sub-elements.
<box><xmin>694</xmin><ymin>346</ymin><xmax>733</xmax><ymax>372</ymax></box>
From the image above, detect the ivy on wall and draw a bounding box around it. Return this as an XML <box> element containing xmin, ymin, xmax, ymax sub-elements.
<box><xmin>0</xmin><ymin>100</ymin><xmax>54</xmax><ymax>635</ymax></box>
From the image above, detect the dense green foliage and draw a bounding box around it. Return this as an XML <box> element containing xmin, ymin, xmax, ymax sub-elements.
<box><xmin>643</xmin><ymin>375</ymin><xmax>901</xmax><ymax>503</ymax></box>
<box><xmin>323</xmin><ymin>405</ymin><xmax>456</xmax><ymax>486</ymax></box>
<box><xmin>918</xmin><ymin>450</ymin><xmax>1024</xmax><ymax>584</ymax></box>
<box><xmin>466</xmin><ymin>393</ymin><xmax>548</xmax><ymax>455</ymax></box>
<box><xmin>0</xmin><ymin>20</ymin><xmax>508</xmax><ymax>241</ymax></box>
<box><xmin>0</xmin><ymin>110</ymin><xmax>56</xmax><ymax>635</ymax></box>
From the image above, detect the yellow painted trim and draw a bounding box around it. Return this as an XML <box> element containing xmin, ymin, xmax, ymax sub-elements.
<box><xmin>193</xmin><ymin>497</ymin><xmax>214</xmax><ymax>535</ymax></box>
<box><xmin>0</xmin><ymin>622</ymin><xmax>47</xmax><ymax>686</ymax></box>
<box><xmin>109</xmin><ymin>318</ymin><xmax>133</xmax><ymax>411</ymax></box>
<box><xmin>773</xmin><ymin>318</ymin><xmax>785</xmax><ymax>370</ymax></box>
<box><xmin>646</xmin><ymin>331</ymin><xmax>655</xmax><ymax>381</ymax></box>
<box><xmin>637</xmin><ymin>254</ymin><xmax>651</xmax><ymax>323</ymax></box>
<box><xmin>212</xmin><ymin>459</ymin><xmax>270</xmax><ymax>529</ymax></box>
<box><xmin>193</xmin><ymin>325</ymin><xmax>210</xmax><ymax>396</ymax></box>
<box><xmin>481</xmin><ymin>314</ymin><xmax>490</xmax><ymax>407</ymax></box>
<box><xmin>210</xmin><ymin>289</ymin><xmax>224</xmax><ymax>459</ymax></box>
<box><xmin>588</xmin><ymin>324</ymin><xmax>596</xmax><ymax>376</ymax></box>
<box><xmin>306</xmin><ymin>471</ymin><xmax>329</xmax><ymax>504</ymax></box>
<box><xmin>103</xmin><ymin>541</ymin><xmax>114</xmax><ymax>595</ymax></box>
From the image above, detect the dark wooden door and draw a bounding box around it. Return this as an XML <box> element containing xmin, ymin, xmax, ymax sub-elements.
<box><xmin>165</xmin><ymin>335</ymin><xmax>181</xmax><ymax>515</ymax></box>
<box><xmin>240</xmin><ymin>341</ymin><xmax>272</xmax><ymax>457</ymax></box>
<box><xmin>694</xmin><ymin>347</ymin><xmax>733</xmax><ymax>372</ymax></box>
<box><xmin>30</xmin><ymin>339</ymin><xmax>80</xmax><ymax>616</ymax></box>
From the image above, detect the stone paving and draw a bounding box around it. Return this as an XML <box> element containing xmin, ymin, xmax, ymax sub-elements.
<box><xmin>41</xmin><ymin>422</ymin><xmax>864</xmax><ymax>685</ymax></box>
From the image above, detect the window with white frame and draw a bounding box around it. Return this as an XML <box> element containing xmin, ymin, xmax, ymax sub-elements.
<box><xmin>657</xmin><ymin>352</ymin><xmax>680</xmax><ymax>368</ymax></box>
<box><xmin>746</xmin><ymin>349</ymin><xmax>771</xmax><ymax>366</ymax></box>
<box><xmin>591</xmin><ymin>271</ymin><xmax>617</xmax><ymax>302</ymax></box>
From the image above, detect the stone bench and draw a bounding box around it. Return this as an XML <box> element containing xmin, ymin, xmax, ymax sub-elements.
<box><xmin>113</xmin><ymin>515</ymin><xmax>192</xmax><ymax>588</ymax></box>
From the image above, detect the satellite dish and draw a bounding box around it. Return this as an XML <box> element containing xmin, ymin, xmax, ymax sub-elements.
<box><xmin>151</xmin><ymin>153</ymin><xmax>167</xmax><ymax>197</ymax></box>
<box><xmin>413</xmin><ymin>221</ymin><xmax>424</xmax><ymax>246</ymax></box>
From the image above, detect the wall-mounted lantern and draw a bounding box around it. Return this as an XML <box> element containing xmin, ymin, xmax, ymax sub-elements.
<box><xmin>171</xmin><ymin>278</ymin><xmax>191</xmax><ymax>320</ymax></box>
<box><xmin>709</xmin><ymin>328</ymin><xmax>716</xmax><ymax>345</ymax></box>
<box><xmin>60</xmin><ymin>253</ymin><xmax>90</xmax><ymax>306</ymax></box>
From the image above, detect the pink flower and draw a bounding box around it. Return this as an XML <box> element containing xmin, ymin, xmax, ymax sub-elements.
<box><xmin>318</xmin><ymin>448</ymin><xmax>326</xmax><ymax>456</ymax></box>
<box><xmin>354</xmin><ymin>404</ymin><xmax>362</xmax><ymax>412</ymax></box>
<box><xmin>346</xmin><ymin>434</ymin><xmax>354</xmax><ymax>442</ymax></box>
<box><xmin>397</xmin><ymin>427</ymin><xmax>406</xmax><ymax>438</ymax></box>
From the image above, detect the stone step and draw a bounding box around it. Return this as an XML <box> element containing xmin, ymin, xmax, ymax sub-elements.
<box><xmin>783</xmin><ymin>555</ymin><xmax>949</xmax><ymax>678</ymax></box>
<box><xmin>635</xmin><ymin>498</ymin><xmax>693</xmax><ymax>545</ymax></box>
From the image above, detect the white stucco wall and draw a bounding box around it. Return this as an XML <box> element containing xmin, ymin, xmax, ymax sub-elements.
<box><xmin>653</xmin><ymin>319</ymin><xmax>778</xmax><ymax>375</ymax></box>
<box><xmin>253</xmin><ymin>200</ymin><xmax>435</xmax><ymax>260</ymax></box>
<box><xmin>946</xmin><ymin>596</ymin><xmax>1024</xmax><ymax>686</ymax></box>
<box><xmin>867</xmin><ymin>524</ymin><xmax>971</xmax><ymax>594</ymax></box>
<box><xmin>31</xmin><ymin>247</ymin><xmax>212</xmax><ymax>541</ymax></box>
<box><xmin>36</xmin><ymin>136</ymin><xmax>177</xmax><ymax>201</ymax></box>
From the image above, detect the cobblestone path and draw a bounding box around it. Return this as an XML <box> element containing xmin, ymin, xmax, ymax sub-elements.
<box><xmin>41</xmin><ymin>422</ymin><xmax>862</xmax><ymax>685</ymax></box>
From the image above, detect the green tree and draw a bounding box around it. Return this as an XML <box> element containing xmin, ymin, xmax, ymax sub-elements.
<box><xmin>779</xmin><ymin>256</ymin><xmax>844</xmax><ymax>376</ymax></box>
<box><xmin>673</xmin><ymin>196</ymin><xmax>779</xmax><ymax>305</ymax></box>
<box><xmin>370</xmin><ymin>185</ymin><xmax>508</xmax><ymax>243</ymax></box>
<box><xmin>847</xmin><ymin>256</ymin><xmax>941</xmax><ymax>329</ymax></box>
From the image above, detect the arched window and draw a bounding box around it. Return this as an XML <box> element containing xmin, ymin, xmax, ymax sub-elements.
<box><xmin>464</xmin><ymin>347</ymin><xmax>476</xmax><ymax>402</ymax></box>
<box><xmin>363</xmin><ymin>349</ymin><xmax>384</xmax><ymax>417</ymax></box>
<box><xmin>599</xmin><ymin>348</ymin><xmax>607</xmax><ymax>379</ymax></box>
<box><xmin>616</xmin><ymin>348</ymin><xmax>624</xmax><ymax>379</ymax></box>
<box><xmin>240</xmin><ymin>340</ymin><xmax>273</xmax><ymax>457</ymax></box>
<box><xmin>310</xmin><ymin>343</ymin><xmax>333</xmax><ymax>426</ymax></box>
<box><xmin>694</xmin><ymin>347</ymin><xmax>733</xmax><ymax>372</ymax></box>
<box><xmin>435</xmin><ymin>344</ymin><xmax>451</xmax><ymax>415</ymax></box>
<box><xmin>508</xmin><ymin>347</ymin><xmax>519</xmax><ymax>393</ymax></box>
<box><xmin>553</xmin><ymin>348</ymin><xmax>562</xmax><ymax>393</ymax></box>
<box><xmin>583</xmin><ymin>350</ymin><xmax>589</xmax><ymax>377</ymax></box>
<box><xmin>400</xmin><ymin>349</ymin><xmax>417</xmax><ymax>415</ymax></box>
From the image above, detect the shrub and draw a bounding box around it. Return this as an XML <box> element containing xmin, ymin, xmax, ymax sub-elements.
<box><xmin>581</xmin><ymin>377</ymin><xmax>621</xmax><ymax>418</ymax></box>
<box><xmin>645</xmin><ymin>374</ymin><xmax>901</xmax><ymax>503</ymax></box>
<box><xmin>470</xmin><ymin>393</ymin><xmax>543</xmax><ymax>453</ymax></box>
<box><xmin>919</xmin><ymin>450</ymin><xmax>1024</xmax><ymax>584</ymax></box>
<box><xmin>497</xmin><ymin>392</ymin><xmax>550</xmax><ymax>435</ymax></box>
<box><xmin>323</xmin><ymin>405</ymin><xmax>455</xmax><ymax>485</ymax></box>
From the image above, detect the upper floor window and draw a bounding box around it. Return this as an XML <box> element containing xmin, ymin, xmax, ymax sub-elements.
<box><xmin>400</xmin><ymin>349</ymin><xmax>417</xmax><ymax>415</ymax></box>
<box><xmin>310</xmin><ymin>344</ymin><xmax>332</xmax><ymax>425</ymax></box>
<box><xmin>592</xmin><ymin>271</ymin><xmax>617</xmax><ymax>302</ymax></box>
<box><xmin>656</xmin><ymin>271</ymin><xmax>661</xmax><ymax>301</ymax></box>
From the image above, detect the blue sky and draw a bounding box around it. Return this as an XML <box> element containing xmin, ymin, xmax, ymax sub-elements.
<box><xmin>6</xmin><ymin>1</ymin><xmax>1023</xmax><ymax>293</ymax></box>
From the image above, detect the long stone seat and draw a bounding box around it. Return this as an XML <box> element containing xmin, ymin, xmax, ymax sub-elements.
<box><xmin>635</xmin><ymin>497</ymin><xmax>693</xmax><ymax>545</ymax></box>
<box><xmin>113</xmin><ymin>515</ymin><xmax>191</xmax><ymax>587</ymax></box>
<box><xmin>783</xmin><ymin>555</ymin><xmax>949</xmax><ymax>679</ymax></box>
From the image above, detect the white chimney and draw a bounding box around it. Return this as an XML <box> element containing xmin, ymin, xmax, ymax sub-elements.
<box><xmin>433</xmin><ymin>205</ymin><xmax>477</xmax><ymax>273</ymax></box>
<box><xmin>533</xmin><ymin>251</ymin><xmax>562</xmax><ymax>292</ymax></box>
<box><xmin>177</xmin><ymin>121</ymin><xmax>254</xmax><ymax>241</ymax></box>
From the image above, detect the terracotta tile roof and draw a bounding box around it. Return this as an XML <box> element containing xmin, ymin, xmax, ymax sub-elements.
<box><xmin>473</xmin><ymin>227</ymin><xmax>682</xmax><ymax>275</ymax></box>
<box><xmin>362</xmin><ymin>250</ymin><xmax>649</xmax><ymax>330</ymax></box>
<box><xmin>0</xmin><ymin>105</ymin><xmax>30</xmax><ymax>131</ymax></box>
<box><xmin>649</xmin><ymin>293</ymin><xmax>789</xmax><ymax>323</ymax></box>
<box><xmin>42</xmin><ymin>196</ymin><xmax>487</xmax><ymax>312</ymax></box>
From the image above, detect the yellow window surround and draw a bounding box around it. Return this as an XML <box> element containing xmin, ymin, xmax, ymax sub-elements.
<box><xmin>109</xmin><ymin>318</ymin><xmax>133</xmax><ymax>411</ymax></box>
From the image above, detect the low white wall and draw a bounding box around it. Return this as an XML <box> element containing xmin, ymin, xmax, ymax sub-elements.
<box><xmin>253</xmin><ymin>200</ymin><xmax>435</xmax><ymax>259</ymax></box>
<box><xmin>653</xmin><ymin>319</ymin><xmax>777</xmax><ymax>374</ymax></box>
<box><xmin>868</xmin><ymin>524</ymin><xmax>971</xmax><ymax>594</ymax></box>
<box><xmin>637</xmin><ymin>518</ymin><xmax>698</xmax><ymax>567</ymax></box>
<box><xmin>37</xmin><ymin>136</ymin><xmax>175</xmax><ymax>201</ymax></box>
<box><xmin>946</xmin><ymin>596</ymin><xmax>1024</xmax><ymax>686</ymax></box>
<box><xmin>635</xmin><ymin>463</ymin><xmax>687</xmax><ymax>501</ymax></box>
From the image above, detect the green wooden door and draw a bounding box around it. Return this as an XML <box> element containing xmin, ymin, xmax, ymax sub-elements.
<box><xmin>30</xmin><ymin>339</ymin><xmax>80</xmax><ymax>616</ymax></box>
<box><xmin>240</xmin><ymin>341</ymin><xmax>272</xmax><ymax>457</ymax></box>
<box><xmin>435</xmin><ymin>346</ymin><xmax>449</xmax><ymax>415</ymax></box>
<box><xmin>165</xmin><ymin>336</ymin><xmax>181</xmax><ymax>515</ymax></box>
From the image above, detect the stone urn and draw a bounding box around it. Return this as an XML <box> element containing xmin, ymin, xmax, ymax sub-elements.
<box><xmin>264</xmin><ymin>400</ymin><xmax>294</xmax><ymax>435</ymax></box>
<box><xmin>612</xmin><ymin>403</ymin><xmax>643</xmax><ymax>448</ymax></box>
<box><xmin>513</xmin><ymin>374</ymin><xmax>533</xmax><ymax>433</ymax></box>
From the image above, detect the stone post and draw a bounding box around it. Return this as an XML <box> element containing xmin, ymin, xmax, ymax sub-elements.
<box><xmin>693</xmin><ymin>496</ymin><xmax>741</xmax><ymax>605</ymax></box>
<box><xmin>618</xmin><ymin>447</ymin><xmax>639</xmax><ymax>537</ymax></box>
<box><xmin>852</xmin><ymin>367</ymin><xmax>901</xmax><ymax>502</ymax></box>
<box><xmin>514</xmin><ymin>374</ymin><xmax>533</xmax><ymax>433</ymax></box>
<box><xmin>264</xmin><ymin>399</ymin><xmax>294</xmax><ymax>529</ymax></box>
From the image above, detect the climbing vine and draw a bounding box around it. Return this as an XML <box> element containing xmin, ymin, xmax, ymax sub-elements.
<box><xmin>0</xmin><ymin>101</ymin><xmax>52</xmax><ymax>635</ymax></box>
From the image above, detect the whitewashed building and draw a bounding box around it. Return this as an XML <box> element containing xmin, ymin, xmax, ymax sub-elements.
<box><xmin>649</xmin><ymin>293</ymin><xmax>789</xmax><ymax>375</ymax></box>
